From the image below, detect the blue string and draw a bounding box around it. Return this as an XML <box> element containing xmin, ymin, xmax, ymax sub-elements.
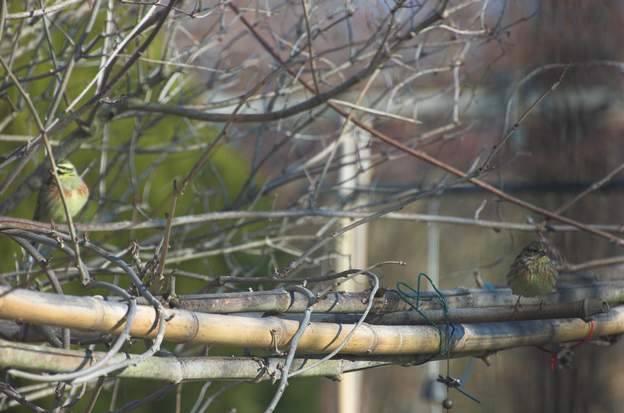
<box><xmin>396</xmin><ymin>272</ymin><xmax>454</xmax><ymax>357</ymax></box>
<box><xmin>397</xmin><ymin>273</ymin><xmax>480</xmax><ymax>404</ymax></box>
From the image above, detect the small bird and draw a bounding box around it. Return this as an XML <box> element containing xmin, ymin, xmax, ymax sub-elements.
<box><xmin>506</xmin><ymin>240</ymin><xmax>559</xmax><ymax>305</ymax></box>
<box><xmin>34</xmin><ymin>160</ymin><xmax>89</xmax><ymax>223</ymax></box>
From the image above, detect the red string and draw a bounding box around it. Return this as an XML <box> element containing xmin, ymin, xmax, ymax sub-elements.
<box><xmin>572</xmin><ymin>319</ymin><xmax>597</xmax><ymax>348</ymax></box>
<box><xmin>549</xmin><ymin>319</ymin><xmax>596</xmax><ymax>372</ymax></box>
<box><xmin>583</xmin><ymin>320</ymin><xmax>597</xmax><ymax>343</ymax></box>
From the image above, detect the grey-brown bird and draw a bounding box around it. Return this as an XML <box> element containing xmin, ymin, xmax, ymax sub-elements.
<box><xmin>506</xmin><ymin>241</ymin><xmax>559</xmax><ymax>303</ymax></box>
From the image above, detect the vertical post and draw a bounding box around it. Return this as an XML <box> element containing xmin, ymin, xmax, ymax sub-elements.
<box><xmin>426</xmin><ymin>200</ymin><xmax>442</xmax><ymax>413</ymax></box>
<box><xmin>336</xmin><ymin>126</ymin><xmax>371</xmax><ymax>413</ymax></box>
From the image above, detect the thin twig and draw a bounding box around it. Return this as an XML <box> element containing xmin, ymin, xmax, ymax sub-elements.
<box><xmin>263</xmin><ymin>286</ymin><xmax>315</xmax><ymax>413</ymax></box>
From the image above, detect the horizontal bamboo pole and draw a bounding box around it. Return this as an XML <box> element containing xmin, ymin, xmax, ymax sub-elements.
<box><xmin>0</xmin><ymin>286</ymin><xmax>438</xmax><ymax>354</ymax></box>
<box><xmin>0</xmin><ymin>339</ymin><xmax>388</xmax><ymax>382</ymax></box>
<box><xmin>165</xmin><ymin>281</ymin><xmax>624</xmax><ymax>314</ymax></box>
<box><xmin>295</xmin><ymin>299</ymin><xmax>608</xmax><ymax>325</ymax></box>
<box><xmin>1</xmin><ymin>287</ymin><xmax>624</xmax><ymax>355</ymax></box>
<box><xmin>2</xmin><ymin>300</ymin><xmax>606</xmax><ymax>342</ymax></box>
<box><xmin>0</xmin><ymin>341</ymin><xmax>493</xmax><ymax>383</ymax></box>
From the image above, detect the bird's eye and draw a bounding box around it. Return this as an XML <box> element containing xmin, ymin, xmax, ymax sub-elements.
<box><xmin>56</xmin><ymin>162</ymin><xmax>74</xmax><ymax>175</ymax></box>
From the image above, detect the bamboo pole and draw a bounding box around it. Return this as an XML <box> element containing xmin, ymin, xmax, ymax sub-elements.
<box><xmin>0</xmin><ymin>298</ymin><xmax>608</xmax><ymax>343</ymax></box>
<box><xmin>165</xmin><ymin>281</ymin><xmax>624</xmax><ymax>314</ymax></box>
<box><xmin>0</xmin><ymin>340</ymin><xmax>491</xmax><ymax>383</ymax></box>
<box><xmin>0</xmin><ymin>287</ymin><xmax>623</xmax><ymax>355</ymax></box>
<box><xmin>0</xmin><ymin>339</ymin><xmax>389</xmax><ymax>382</ymax></box>
<box><xmin>0</xmin><ymin>286</ymin><xmax>439</xmax><ymax>354</ymax></box>
<box><xmin>301</xmin><ymin>299</ymin><xmax>608</xmax><ymax>325</ymax></box>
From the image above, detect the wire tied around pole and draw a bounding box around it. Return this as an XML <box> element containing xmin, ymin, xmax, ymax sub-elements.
<box><xmin>396</xmin><ymin>272</ymin><xmax>480</xmax><ymax>407</ymax></box>
<box><xmin>396</xmin><ymin>272</ymin><xmax>453</xmax><ymax>356</ymax></box>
